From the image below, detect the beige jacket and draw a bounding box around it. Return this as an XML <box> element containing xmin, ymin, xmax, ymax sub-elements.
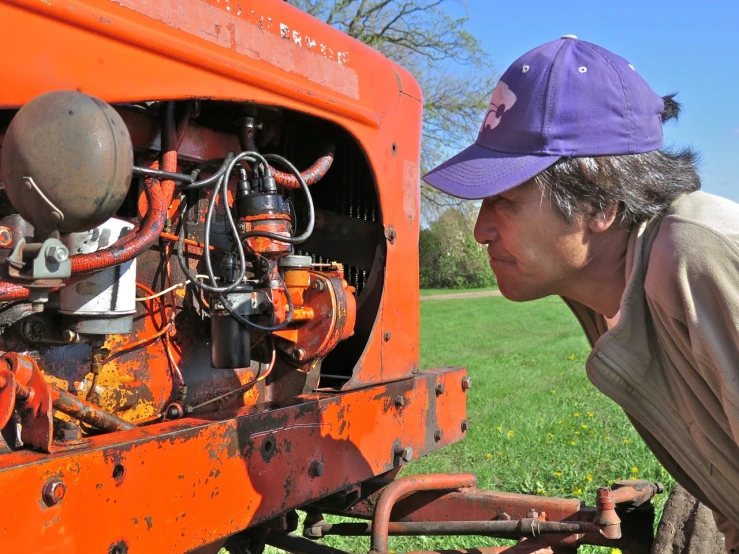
<box><xmin>564</xmin><ymin>191</ymin><xmax>739</xmax><ymax>551</ymax></box>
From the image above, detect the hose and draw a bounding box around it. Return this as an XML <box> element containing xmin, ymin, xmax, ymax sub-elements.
<box><xmin>241</xmin><ymin>125</ymin><xmax>335</xmax><ymax>189</ymax></box>
<box><xmin>70</xmin><ymin>101</ymin><xmax>180</xmax><ymax>274</ymax></box>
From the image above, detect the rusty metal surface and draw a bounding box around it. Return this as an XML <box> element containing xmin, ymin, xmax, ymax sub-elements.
<box><xmin>50</xmin><ymin>385</ymin><xmax>136</xmax><ymax>433</ymax></box>
<box><xmin>0</xmin><ymin>367</ymin><xmax>466</xmax><ymax>553</ymax></box>
<box><xmin>371</xmin><ymin>473</ymin><xmax>478</xmax><ymax>553</ymax></box>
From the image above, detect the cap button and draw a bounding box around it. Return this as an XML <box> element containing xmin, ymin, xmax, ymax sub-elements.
<box><xmin>560</xmin><ymin>34</ymin><xmax>578</xmax><ymax>39</ymax></box>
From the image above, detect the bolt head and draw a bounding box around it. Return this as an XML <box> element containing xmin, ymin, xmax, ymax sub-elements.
<box><xmin>311</xmin><ymin>280</ymin><xmax>326</xmax><ymax>292</ymax></box>
<box><xmin>43</xmin><ymin>479</ymin><xmax>66</xmax><ymax>506</ymax></box>
<box><xmin>399</xmin><ymin>447</ymin><xmax>413</xmax><ymax>462</ymax></box>
<box><xmin>461</xmin><ymin>377</ymin><xmax>472</xmax><ymax>391</ymax></box>
<box><xmin>435</xmin><ymin>382</ymin><xmax>445</xmax><ymax>395</ymax></box>
<box><xmin>394</xmin><ymin>395</ymin><xmax>406</xmax><ymax>407</ymax></box>
<box><xmin>309</xmin><ymin>461</ymin><xmax>324</xmax><ymax>477</ymax></box>
<box><xmin>434</xmin><ymin>429</ymin><xmax>443</xmax><ymax>442</ymax></box>
<box><xmin>46</xmin><ymin>244</ymin><xmax>69</xmax><ymax>263</ymax></box>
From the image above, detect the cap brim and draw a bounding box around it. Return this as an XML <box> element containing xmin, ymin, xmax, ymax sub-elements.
<box><xmin>422</xmin><ymin>143</ymin><xmax>561</xmax><ymax>200</ymax></box>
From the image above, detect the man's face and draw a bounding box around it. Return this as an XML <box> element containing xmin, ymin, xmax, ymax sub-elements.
<box><xmin>473</xmin><ymin>180</ymin><xmax>592</xmax><ymax>301</ymax></box>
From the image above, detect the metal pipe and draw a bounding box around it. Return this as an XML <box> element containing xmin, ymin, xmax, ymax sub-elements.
<box><xmin>50</xmin><ymin>385</ymin><xmax>135</xmax><ymax>432</ymax></box>
<box><xmin>313</xmin><ymin>520</ymin><xmax>597</xmax><ymax>538</ymax></box>
<box><xmin>371</xmin><ymin>473</ymin><xmax>477</xmax><ymax>553</ymax></box>
<box><xmin>265</xmin><ymin>531</ymin><xmax>349</xmax><ymax>554</ymax></box>
<box><xmin>132</xmin><ymin>166</ymin><xmax>193</xmax><ymax>183</ymax></box>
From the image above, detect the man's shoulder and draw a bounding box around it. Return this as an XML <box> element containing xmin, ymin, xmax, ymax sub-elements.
<box><xmin>645</xmin><ymin>191</ymin><xmax>739</xmax><ymax>307</ymax></box>
<box><xmin>665</xmin><ymin>191</ymin><xmax>739</xmax><ymax>239</ymax></box>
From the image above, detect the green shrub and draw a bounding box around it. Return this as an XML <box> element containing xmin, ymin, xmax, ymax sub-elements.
<box><xmin>419</xmin><ymin>208</ymin><xmax>495</xmax><ymax>289</ymax></box>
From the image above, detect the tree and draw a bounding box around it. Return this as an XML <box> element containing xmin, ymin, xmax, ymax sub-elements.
<box><xmin>419</xmin><ymin>207</ymin><xmax>495</xmax><ymax>289</ymax></box>
<box><xmin>289</xmin><ymin>0</ymin><xmax>496</xmax><ymax>221</ymax></box>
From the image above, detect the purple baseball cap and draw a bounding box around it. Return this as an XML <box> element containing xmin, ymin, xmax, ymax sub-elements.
<box><xmin>422</xmin><ymin>36</ymin><xmax>665</xmax><ymax>199</ymax></box>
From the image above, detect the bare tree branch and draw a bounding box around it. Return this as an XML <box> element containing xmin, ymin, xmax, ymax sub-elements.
<box><xmin>290</xmin><ymin>0</ymin><xmax>497</xmax><ymax>223</ymax></box>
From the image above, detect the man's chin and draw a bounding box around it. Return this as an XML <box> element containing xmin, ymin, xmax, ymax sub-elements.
<box><xmin>496</xmin><ymin>277</ymin><xmax>546</xmax><ymax>303</ymax></box>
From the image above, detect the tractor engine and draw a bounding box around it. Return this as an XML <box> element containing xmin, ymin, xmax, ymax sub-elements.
<box><xmin>0</xmin><ymin>91</ymin><xmax>360</xmax><ymax>444</ymax></box>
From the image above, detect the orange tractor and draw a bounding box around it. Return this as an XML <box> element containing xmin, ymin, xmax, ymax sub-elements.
<box><xmin>0</xmin><ymin>1</ymin><xmax>663</xmax><ymax>552</ymax></box>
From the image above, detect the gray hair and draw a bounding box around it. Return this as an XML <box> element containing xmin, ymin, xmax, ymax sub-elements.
<box><xmin>533</xmin><ymin>95</ymin><xmax>701</xmax><ymax>226</ymax></box>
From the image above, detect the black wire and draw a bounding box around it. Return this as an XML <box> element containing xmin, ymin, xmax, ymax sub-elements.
<box><xmin>237</xmin><ymin>153</ymin><xmax>315</xmax><ymax>245</ymax></box>
<box><xmin>180</xmin><ymin>154</ymin><xmax>235</xmax><ymax>190</ymax></box>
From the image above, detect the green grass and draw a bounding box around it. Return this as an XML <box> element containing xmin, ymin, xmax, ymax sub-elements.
<box><xmin>263</xmin><ymin>295</ymin><xmax>674</xmax><ymax>554</ymax></box>
<box><xmin>420</xmin><ymin>286</ymin><xmax>498</xmax><ymax>296</ymax></box>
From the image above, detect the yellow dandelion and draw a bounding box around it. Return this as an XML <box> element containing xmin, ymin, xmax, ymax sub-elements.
<box><xmin>605</xmin><ymin>435</ymin><xmax>611</xmax><ymax>441</ymax></box>
<box><xmin>581</xmin><ymin>424</ymin><xmax>588</xmax><ymax>429</ymax></box>
<box><xmin>507</xmin><ymin>430</ymin><xmax>515</xmax><ymax>438</ymax></box>
<box><xmin>569</xmin><ymin>440</ymin><xmax>576</xmax><ymax>446</ymax></box>
<box><xmin>557</xmin><ymin>420</ymin><xmax>564</xmax><ymax>425</ymax></box>
<box><xmin>550</xmin><ymin>389</ymin><xmax>557</xmax><ymax>394</ymax></box>
<box><xmin>486</xmin><ymin>453</ymin><xmax>492</xmax><ymax>459</ymax></box>
<box><xmin>496</xmin><ymin>426</ymin><xmax>502</xmax><ymax>432</ymax></box>
<box><xmin>631</xmin><ymin>467</ymin><xmax>639</xmax><ymax>474</ymax></box>
<box><xmin>574</xmin><ymin>431</ymin><xmax>580</xmax><ymax>435</ymax></box>
<box><xmin>611</xmin><ymin>549</ymin><xmax>622</xmax><ymax>554</ymax></box>
<box><xmin>574</xmin><ymin>412</ymin><xmax>580</xmax><ymax>417</ymax></box>
<box><xmin>586</xmin><ymin>411</ymin><xmax>594</xmax><ymax>417</ymax></box>
<box><xmin>554</xmin><ymin>471</ymin><xmax>562</xmax><ymax>478</ymax></box>
<box><xmin>568</xmin><ymin>353</ymin><xmax>576</xmax><ymax>360</ymax></box>
<box><xmin>572</xmin><ymin>488</ymin><xmax>583</xmax><ymax>495</ymax></box>
<box><xmin>497</xmin><ymin>451</ymin><xmax>503</xmax><ymax>457</ymax></box>
<box><xmin>586</xmin><ymin>474</ymin><xmax>593</xmax><ymax>482</ymax></box>
<box><xmin>623</xmin><ymin>439</ymin><xmax>632</xmax><ymax>444</ymax></box>
<box><xmin>547</xmin><ymin>433</ymin><xmax>554</xmax><ymax>439</ymax></box>
<box><xmin>536</xmin><ymin>488</ymin><xmax>544</xmax><ymax>494</ymax></box>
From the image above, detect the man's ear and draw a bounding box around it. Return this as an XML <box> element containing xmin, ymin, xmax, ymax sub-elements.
<box><xmin>588</xmin><ymin>204</ymin><xmax>619</xmax><ymax>233</ymax></box>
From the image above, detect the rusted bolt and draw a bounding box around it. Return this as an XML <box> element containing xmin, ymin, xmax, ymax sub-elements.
<box><xmin>385</xmin><ymin>227</ymin><xmax>397</xmax><ymax>244</ymax></box>
<box><xmin>43</xmin><ymin>479</ymin><xmax>66</xmax><ymax>506</ymax></box>
<box><xmin>435</xmin><ymin>382</ymin><xmax>445</xmax><ymax>395</ymax></box>
<box><xmin>394</xmin><ymin>395</ymin><xmax>406</xmax><ymax>407</ymax></box>
<box><xmin>166</xmin><ymin>403</ymin><xmax>184</xmax><ymax>420</ymax></box>
<box><xmin>291</xmin><ymin>348</ymin><xmax>306</xmax><ymax>362</ymax></box>
<box><xmin>309</xmin><ymin>461</ymin><xmax>324</xmax><ymax>478</ymax></box>
<box><xmin>0</xmin><ymin>227</ymin><xmax>12</xmax><ymax>248</ymax></box>
<box><xmin>461</xmin><ymin>419</ymin><xmax>469</xmax><ymax>432</ymax></box>
<box><xmin>527</xmin><ymin>508</ymin><xmax>539</xmax><ymax>519</ymax></box>
<box><xmin>398</xmin><ymin>447</ymin><xmax>413</xmax><ymax>462</ymax></box>
<box><xmin>311</xmin><ymin>280</ymin><xmax>326</xmax><ymax>292</ymax></box>
<box><xmin>494</xmin><ymin>512</ymin><xmax>511</xmax><ymax>521</ymax></box>
<box><xmin>62</xmin><ymin>329</ymin><xmax>78</xmax><ymax>343</ymax></box>
<box><xmin>434</xmin><ymin>429</ymin><xmax>443</xmax><ymax>442</ymax></box>
<box><xmin>55</xmin><ymin>420</ymin><xmax>82</xmax><ymax>442</ymax></box>
<box><xmin>461</xmin><ymin>377</ymin><xmax>472</xmax><ymax>391</ymax></box>
<box><xmin>383</xmin><ymin>331</ymin><xmax>391</xmax><ymax>342</ymax></box>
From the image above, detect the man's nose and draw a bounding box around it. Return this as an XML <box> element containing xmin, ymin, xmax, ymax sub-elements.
<box><xmin>474</xmin><ymin>207</ymin><xmax>499</xmax><ymax>245</ymax></box>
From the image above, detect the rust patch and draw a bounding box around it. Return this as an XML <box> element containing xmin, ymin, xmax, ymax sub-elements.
<box><xmin>112</xmin><ymin>0</ymin><xmax>359</xmax><ymax>99</ymax></box>
<box><xmin>145</xmin><ymin>516</ymin><xmax>153</xmax><ymax>530</ymax></box>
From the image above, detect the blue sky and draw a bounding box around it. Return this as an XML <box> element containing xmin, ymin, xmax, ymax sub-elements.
<box><xmin>447</xmin><ymin>0</ymin><xmax>739</xmax><ymax>201</ymax></box>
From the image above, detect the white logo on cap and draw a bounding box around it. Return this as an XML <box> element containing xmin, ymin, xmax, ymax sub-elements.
<box><xmin>481</xmin><ymin>81</ymin><xmax>517</xmax><ymax>133</ymax></box>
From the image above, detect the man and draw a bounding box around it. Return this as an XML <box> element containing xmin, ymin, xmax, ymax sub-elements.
<box><xmin>423</xmin><ymin>35</ymin><xmax>739</xmax><ymax>551</ymax></box>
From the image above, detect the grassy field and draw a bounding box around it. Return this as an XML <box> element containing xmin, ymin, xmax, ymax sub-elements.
<box><xmin>259</xmin><ymin>294</ymin><xmax>674</xmax><ymax>554</ymax></box>
<box><xmin>419</xmin><ymin>286</ymin><xmax>498</xmax><ymax>296</ymax></box>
